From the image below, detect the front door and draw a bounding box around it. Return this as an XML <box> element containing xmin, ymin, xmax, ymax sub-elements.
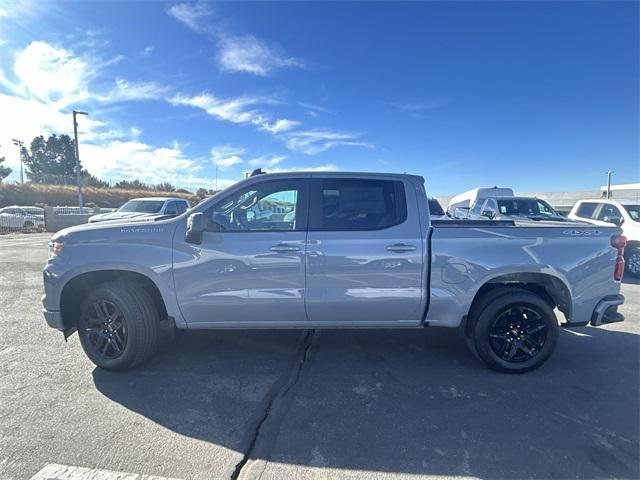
<box><xmin>173</xmin><ymin>177</ymin><xmax>310</xmax><ymax>326</ymax></box>
<box><xmin>304</xmin><ymin>176</ymin><xmax>424</xmax><ymax>326</ymax></box>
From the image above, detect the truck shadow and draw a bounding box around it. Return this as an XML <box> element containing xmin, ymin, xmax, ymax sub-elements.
<box><xmin>93</xmin><ymin>326</ymin><xmax>639</xmax><ymax>479</ymax></box>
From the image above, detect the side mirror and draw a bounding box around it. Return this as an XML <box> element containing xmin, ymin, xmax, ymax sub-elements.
<box><xmin>481</xmin><ymin>210</ymin><xmax>496</xmax><ymax>220</ymax></box>
<box><xmin>603</xmin><ymin>216</ymin><xmax>623</xmax><ymax>226</ymax></box>
<box><xmin>185</xmin><ymin>212</ymin><xmax>206</xmax><ymax>244</ymax></box>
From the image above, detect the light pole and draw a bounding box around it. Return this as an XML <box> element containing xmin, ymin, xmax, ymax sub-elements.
<box><xmin>11</xmin><ymin>139</ymin><xmax>24</xmax><ymax>183</ymax></box>
<box><xmin>72</xmin><ymin>110</ymin><xmax>88</xmax><ymax>210</ymax></box>
<box><xmin>605</xmin><ymin>170</ymin><xmax>614</xmax><ymax>199</ymax></box>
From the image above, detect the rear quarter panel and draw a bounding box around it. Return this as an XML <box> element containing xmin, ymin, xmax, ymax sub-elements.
<box><xmin>427</xmin><ymin>224</ymin><xmax>621</xmax><ymax>327</ymax></box>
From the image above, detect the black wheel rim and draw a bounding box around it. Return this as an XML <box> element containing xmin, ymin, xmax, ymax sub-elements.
<box><xmin>489</xmin><ymin>305</ymin><xmax>547</xmax><ymax>363</ymax></box>
<box><xmin>628</xmin><ymin>252</ymin><xmax>640</xmax><ymax>275</ymax></box>
<box><xmin>84</xmin><ymin>300</ymin><xmax>128</xmax><ymax>360</ymax></box>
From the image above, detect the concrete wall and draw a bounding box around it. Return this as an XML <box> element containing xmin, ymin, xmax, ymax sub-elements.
<box><xmin>44</xmin><ymin>206</ymin><xmax>100</xmax><ymax>232</ymax></box>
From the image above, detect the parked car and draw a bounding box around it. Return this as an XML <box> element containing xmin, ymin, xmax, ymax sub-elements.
<box><xmin>568</xmin><ymin>199</ymin><xmax>640</xmax><ymax>277</ymax></box>
<box><xmin>447</xmin><ymin>186</ymin><xmax>514</xmax><ymax>218</ymax></box>
<box><xmin>88</xmin><ymin>197</ymin><xmax>190</xmax><ymax>223</ymax></box>
<box><xmin>467</xmin><ymin>196</ymin><xmax>568</xmax><ymax>222</ymax></box>
<box><xmin>43</xmin><ymin>172</ymin><xmax>625</xmax><ymax>373</ymax></box>
<box><xmin>428</xmin><ymin>197</ymin><xmax>447</xmax><ymax>219</ymax></box>
<box><xmin>0</xmin><ymin>206</ymin><xmax>46</xmax><ymax>231</ymax></box>
<box><xmin>18</xmin><ymin>206</ymin><xmax>45</xmax><ymax>217</ymax></box>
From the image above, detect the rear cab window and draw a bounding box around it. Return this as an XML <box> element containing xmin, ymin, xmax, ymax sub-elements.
<box><xmin>575</xmin><ymin>202</ymin><xmax>599</xmax><ymax>219</ymax></box>
<box><xmin>309</xmin><ymin>178</ymin><xmax>407</xmax><ymax>230</ymax></box>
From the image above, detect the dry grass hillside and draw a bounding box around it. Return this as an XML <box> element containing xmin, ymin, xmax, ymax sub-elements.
<box><xmin>0</xmin><ymin>183</ymin><xmax>199</xmax><ymax>208</ymax></box>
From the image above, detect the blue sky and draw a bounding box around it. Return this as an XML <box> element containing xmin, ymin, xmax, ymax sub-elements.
<box><xmin>0</xmin><ymin>1</ymin><xmax>637</xmax><ymax>195</ymax></box>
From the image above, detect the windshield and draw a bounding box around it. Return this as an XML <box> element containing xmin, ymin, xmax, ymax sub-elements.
<box><xmin>496</xmin><ymin>199</ymin><xmax>560</xmax><ymax>217</ymax></box>
<box><xmin>623</xmin><ymin>205</ymin><xmax>640</xmax><ymax>221</ymax></box>
<box><xmin>118</xmin><ymin>200</ymin><xmax>165</xmax><ymax>213</ymax></box>
<box><xmin>428</xmin><ymin>199</ymin><xmax>445</xmax><ymax>216</ymax></box>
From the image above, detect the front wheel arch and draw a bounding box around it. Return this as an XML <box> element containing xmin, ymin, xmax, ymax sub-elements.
<box><xmin>60</xmin><ymin>270</ymin><xmax>169</xmax><ymax>333</ymax></box>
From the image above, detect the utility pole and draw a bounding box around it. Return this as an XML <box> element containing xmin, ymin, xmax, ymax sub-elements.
<box><xmin>215</xmin><ymin>163</ymin><xmax>218</xmax><ymax>191</ymax></box>
<box><xmin>606</xmin><ymin>170</ymin><xmax>614</xmax><ymax>199</ymax></box>
<box><xmin>72</xmin><ymin>110</ymin><xmax>88</xmax><ymax>210</ymax></box>
<box><xmin>11</xmin><ymin>139</ymin><xmax>24</xmax><ymax>183</ymax></box>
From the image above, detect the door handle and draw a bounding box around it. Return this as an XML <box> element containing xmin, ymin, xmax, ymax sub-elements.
<box><xmin>270</xmin><ymin>244</ymin><xmax>300</xmax><ymax>253</ymax></box>
<box><xmin>386</xmin><ymin>243</ymin><xmax>417</xmax><ymax>253</ymax></box>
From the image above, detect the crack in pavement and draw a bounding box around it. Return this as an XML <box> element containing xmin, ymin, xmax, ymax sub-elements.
<box><xmin>231</xmin><ymin>329</ymin><xmax>318</xmax><ymax>480</ymax></box>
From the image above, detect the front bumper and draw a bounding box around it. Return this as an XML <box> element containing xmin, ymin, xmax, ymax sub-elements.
<box><xmin>43</xmin><ymin>308</ymin><xmax>64</xmax><ymax>330</ymax></box>
<box><xmin>590</xmin><ymin>294</ymin><xmax>625</xmax><ymax>327</ymax></box>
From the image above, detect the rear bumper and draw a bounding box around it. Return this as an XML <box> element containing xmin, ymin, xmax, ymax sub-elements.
<box><xmin>590</xmin><ymin>294</ymin><xmax>625</xmax><ymax>327</ymax></box>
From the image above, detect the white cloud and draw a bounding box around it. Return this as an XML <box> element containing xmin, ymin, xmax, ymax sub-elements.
<box><xmin>3</xmin><ymin>41</ymin><xmax>163</xmax><ymax>109</ymax></box>
<box><xmin>12</xmin><ymin>41</ymin><xmax>93</xmax><ymax>105</ymax></box>
<box><xmin>217</xmin><ymin>35</ymin><xmax>304</xmax><ymax>76</ymax></box>
<box><xmin>96</xmin><ymin>78</ymin><xmax>168</xmax><ymax>103</ymax></box>
<box><xmin>167</xmin><ymin>2</ymin><xmax>213</xmax><ymax>33</ymax></box>
<box><xmin>169</xmin><ymin>91</ymin><xmax>298</xmax><ymax>136</ymax></box>
<box><xmin>169</xmin><ymin>93</ymin><xmax>372</xmax><ymax>155</ymax></box>
<box><xmin>282</xmin><ymin>129</ymin><xmax>374</xmax><ymax>155</ymax></box>
<box><xmin>81</xmin><ymin>140</ymin><xmax>210</xmax><ymax>188</ymax></box>
<box><xmin>248</xmin><ymin>155</ymin><xmax>287</xmax><ymax>168</ymax></box>
<box><xmin>0</xmin><ymin>40</ymin><xmax>199</xmax><ymax>186</ymax></box>
<box><xmin>298</xmin><ymin>102</ymin><xmax>333</xmax><ymax>116</ymax></box>
<box><xmin>260</xmin><ymin>118</ymin><xmax>300</xmax><ymax>134</ymax></box>
<box><xmin>210</xmin><ymin>145</ymin><xmax>245</xmax><ymax>168</ymax></box>
<box><xmin>142</xmin><ymin>45</ymin><xmax>155</xmax><ymax>56</ymax></box>
<box><xmin>268</xmin><ymin>164</ymin><xmax>339</xmax><ymax>173</ymax></box>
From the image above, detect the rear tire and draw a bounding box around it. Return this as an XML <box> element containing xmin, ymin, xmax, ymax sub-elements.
<box><xmin>468</xmin><ymin>288</ymin><xmax>559</xmax><ymax>373</ymax></box>
<box><xmin>77</xmin><ymin>282</ymin><xmax>160</xmax><ymax>370</ymax></box>
<box><xmin>625</xmin><ymin>246</ymin><xmax>640</xmax><ymax>278</ymax></box>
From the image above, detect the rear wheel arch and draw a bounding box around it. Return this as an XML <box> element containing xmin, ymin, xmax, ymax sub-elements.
<box><xmin>60</xmin><ymin>270</ymin><xmax>169</xmax><ymax>332</ymax></box>
<box><xmin>464</xmin><ymin>272</ymin><xmax>570</xmax><ymax>336</ymax></box>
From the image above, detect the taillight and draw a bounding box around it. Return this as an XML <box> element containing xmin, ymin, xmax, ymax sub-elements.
<box><xmin>611</xmin><ymin>235</ymin><xmax>627</xmax><ymax>250</ymax></box>
<box><xmin>611</xmin><ymin>235</ymin><xmax>627</xmax><ymax>281</ymax></box>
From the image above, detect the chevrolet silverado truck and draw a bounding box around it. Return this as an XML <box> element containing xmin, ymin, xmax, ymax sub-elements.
<box><xmin>42</xmin><ymin>172</ymin><xmax>627</xmax><ymax>373</ymax></box>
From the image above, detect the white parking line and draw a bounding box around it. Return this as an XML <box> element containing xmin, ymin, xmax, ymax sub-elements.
<box><xmin>29</xmin><ymin>463</ymin><xmax>182</xmax><ymax>480</ymax></box>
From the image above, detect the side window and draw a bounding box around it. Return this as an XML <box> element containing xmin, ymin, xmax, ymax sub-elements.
<box><xmin>484</xmin><ymin>198</ymin><xmax>497</xmax><ymax>215</ymax></box>
<box><xmin>310</xmin><ymin>178</ymin><xmax>407</xmax><ymax>230</ymax></box>
<box><xmin>596</xmin><ymin>204</ymin><xmax>622</xmax><ymax>221</ymax></box>
<box><xmin>176</xmin><ymin>201</ymin><xmax>188</xmax><ymax>214</ymax></box>
<box><xmin>209</xmin><ymin>180</ymin><xmax>306</xmax><ymax>232</ymax></box>
<box><xmin>164</xmin><ymin>201</ymin><xmax>179</xmax><ymax>215</ymax></box>
<box><xmin>470</xmin><ymin>199</ymin><xmax>484</xmax><ymax>215</ymax></box>
<box><xmin>576</xmin><ymin>202</ymin><xmax>598</xmax><ymax>219</ymax></box>
<box><xmin>536</xmin><ymin>201</ymin><xmax>555</xmax><ymax>215</ymax></box>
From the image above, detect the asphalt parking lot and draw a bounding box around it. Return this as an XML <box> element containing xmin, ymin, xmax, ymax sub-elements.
<box><xmin>0</xmin><ymin>232</ymin><xmax>638</xmax><ymax>480</ymax></box>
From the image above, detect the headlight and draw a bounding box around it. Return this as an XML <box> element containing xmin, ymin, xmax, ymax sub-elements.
<box><xmin>48</xmin><ymin>242</ymin><xmax>63</xmax><ymax>260</ymax></box>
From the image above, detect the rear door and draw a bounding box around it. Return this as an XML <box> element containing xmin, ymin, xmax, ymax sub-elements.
<box><xmin>304</xmin><ymin>176</ymin><xmax>424</xmax><ymax>325</ymax></box>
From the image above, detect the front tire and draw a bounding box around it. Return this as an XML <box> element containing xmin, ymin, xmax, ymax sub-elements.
<box><xmin>625</xmin><ymin>246</ymin><xmax>640</xmax><ymax>278</ymax></box>
<box><xmin>469</xmin><ymin>288</ymin><xmax>559</xmax><ymax>373</ymax></box>
<box><xmin>77</xmin><ymin>282</ymin><xmax>160</xmax><ymax>370</ymax></box>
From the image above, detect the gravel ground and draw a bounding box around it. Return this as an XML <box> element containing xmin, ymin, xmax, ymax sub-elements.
<box><xmin>0</xmin><ymin>232</ymin><xmax>638</xmax><ymax>480</ymax></box>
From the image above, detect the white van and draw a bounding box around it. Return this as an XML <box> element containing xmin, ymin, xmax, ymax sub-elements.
<box><xmin>446</xmin><ymin>187</ymin><xmax>514</xmax><ymax>219</ymax></box>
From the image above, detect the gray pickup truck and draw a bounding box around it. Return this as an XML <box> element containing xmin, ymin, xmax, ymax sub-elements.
<box><xmin>42</xmin><ymin>172</ymin><xmax>627</xmax><ymax>373</ymax></box>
